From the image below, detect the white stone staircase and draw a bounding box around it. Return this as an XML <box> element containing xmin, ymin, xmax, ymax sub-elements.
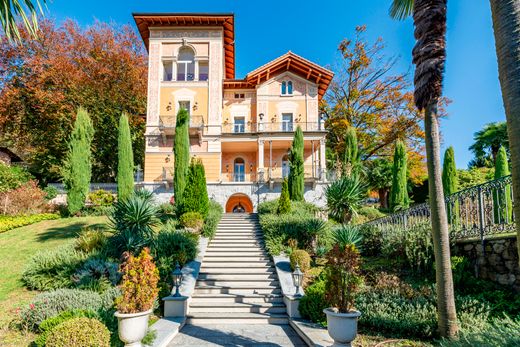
<box><xmin>187</xmin><ymin>213</ymin><xmax>289</xmax><ymax>324</ymax></box>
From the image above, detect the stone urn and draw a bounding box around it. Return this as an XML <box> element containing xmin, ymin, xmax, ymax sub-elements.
<box><xmin>115</xmin><ymin>309</ymin><xmax>152</xmax><ymax>347</ymax></box>
<box><xmin>323</xmin><ymin>308</ymin><xmax>361</xmax><ymax>347</ymax></box>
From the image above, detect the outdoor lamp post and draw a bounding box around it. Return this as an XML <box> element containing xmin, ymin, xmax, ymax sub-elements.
<box><xmin>172</xmin><ymin>262</ymin><xmax>183</xmax><ymax>297</ymax></box>
<box><xmin>292</xmin><ymin>264</ymin><xmax>303</xmax><ymax>297</ymax></box>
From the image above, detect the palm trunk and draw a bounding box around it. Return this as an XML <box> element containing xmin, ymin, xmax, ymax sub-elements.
<box><xmin>424</xmin><ymin>102</ymin><xmax>458</xmax><ymax>338</ymax></box>
<box><xmin>489</xmin><ymin>0</ymin><xmax>520</xmax><ymax>266</ymax></box>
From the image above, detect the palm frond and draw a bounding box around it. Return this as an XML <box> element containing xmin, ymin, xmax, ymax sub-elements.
<box><xmin>389</xmin><ymin>0</ymin><xmax>414</xmax><ymax>20</ymax></box>
<box><xmin>0</xmin><ymin>0</ymin><xmax>46</xmax><ymax>42</ymax></box>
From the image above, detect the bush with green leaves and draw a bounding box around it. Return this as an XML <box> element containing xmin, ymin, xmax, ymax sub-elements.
<box><xmin>277</xmin><ymin>179</ymin><xmax>291</xmax><ymax>214</ymax></box>
<box><xmin>74</xmin><ymin>228</ymin><xmax>107</xmax><ymax>253</ymax></box>
<box><xmin>154</xmin><ymin>229</ymin><xmax>198</xmax><ymax>281</ymax></box>
<box><xmin>117</xmin><ymin>113</ymin><xmax>135</xmax><ymax>202</ymax></box>
<box><xmin>22</xmin><ymin>245</ymin><xmax>89</xmax><ymax>291</ymax></box>
<box><xmin>289</xmin><ymin>249</ymin><xmax>311</xmax><ymax>272</ymax></box>
<box><xmin>20</xmin><ymin>289</ymin><xmax>104</xmax><ymax>330</ymax></box>
<box><xmin>201</xmin><ymin>200</ymin><xmax>223</xmax><ymax>238</ymax></box>
<box><xmin>180</xmin><ymin>211</ymin><xmax>204</xmax><ymax>233</ymax></box>
<box><xmin>0</xmin><ymin>213</ymin><xmax>60</xmax><ymax>233</ymax></box>
<box><xmin>45</xmin><ymin>317</ymin><xmax>110</xmax><ymax>347</ymax></box>
<box><xmin>72</xmin><ymin>258</ymin><xmax>121</xmax><ymax>292</ymax></box>
<box><xmin>35</xmin><ymin>309</ymin><xmax>99</xmax><ymax>347</ymax></box>
<box><xmin>326</xmin><ymin>175</ymin><xmax>366</xmax><ymax>223</ymax></box>
<box><xmin>179</xmin><ymin>158</ymin><xmax>209</xmax><ymax>217</ymax></box>
<box><xmin>0</xmin><ymin>162</ymin><xmax>32</xmax><ymax>193</ymax></box>
<box><xmin>358</xmin><ymin>224</ymin><xmax>383</xmax><ymax>256</ymax></box>
<box><xmin>87</xmin><ymin>189</ymin><xmax>115</xmax><ymax>206</ymax></box>
<box><xmin>389</xmin><ymin>140</ymin><xmax>409</xmax><ymax>211</ymax></box>
<box><xmin>108</xmin><ymin>193</ymin><xmax>159</xmax><ymax>257</ymax></box>
<box><xmin>43</xmin><ymin>185</ymin><xmax>59</xmax><ymax>201</ymax></box>
<box><xmin>352</xmin><ymin>206</ymin><xmax>386</xmax><ymax>224</ymax></box>
<box><xmin>299</xmin><ymin>277</ymin><xmax>327</xmax><ymax>325</ymax></box>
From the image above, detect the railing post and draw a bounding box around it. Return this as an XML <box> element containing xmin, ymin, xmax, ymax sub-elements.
<box><xmin>477</xmin><ymin>186</ymin><xmax>486</xmax><ymax>256</ymax></box>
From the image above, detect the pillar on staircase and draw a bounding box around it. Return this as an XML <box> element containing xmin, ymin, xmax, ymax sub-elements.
<box><xmin>163</xmin><ymin>295</ymin><xmax>189</xmax><ymax>318</ymax></box>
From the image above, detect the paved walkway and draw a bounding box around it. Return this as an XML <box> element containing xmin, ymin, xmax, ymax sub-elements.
<box><xmin>169</xmin><ymin>324</ymin><xmax>306</xmax><ymax>346</ymax></box>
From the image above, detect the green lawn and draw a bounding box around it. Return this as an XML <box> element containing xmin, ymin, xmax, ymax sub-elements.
<box><xmin>0</xmin><ymin>216</ymin><xmax>107</xmax><ymax>345</ymax></box>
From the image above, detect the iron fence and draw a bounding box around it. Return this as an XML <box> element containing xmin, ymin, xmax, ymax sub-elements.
<box><xmin>364</xmin><ymin>175</ymin><xmax>515</xmax><ymax>241</ymax></box>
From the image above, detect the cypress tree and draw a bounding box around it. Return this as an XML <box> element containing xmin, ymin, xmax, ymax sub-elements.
<box><xmin>173</xmin><ymin>108</ymin><xmax>190</xmax><ymax>207</ymax></box>
<box><xmin>389</xmin><ymin>140</ymin><xmax>409</xmax><ymax>211</ymax></box>
<box><xmin>343</xmin><ymin>127</ymin><xmax>359</xmax><ymax>177</ymax></box>
<box><xmin>277</xmin><ymin>179</ymin><xmax>291</xmax><ymax>214</ymax></box>
<box><xmin>288</xmin><ymin>126</ymin><xmax>304</xmax><ymax>201</ymax></box>
<box><xmin>180</xmin><ymin>158</ymin><xmax>209</xmax><ymax>218</ymax></box>
<box><xmin>442</xmin><ymin>146</ymin><xmax>459</xmax><ymax>224</ymax></box>
<box><xmin>117</xmin><ymin>113</ymin><xmax>134</xmax><ymax>202</ymax></box>
<box><xmin>62</xmin><ymin>107</ymin><xmax>94</xmax><ymax>215</ymax></box>
<box><xmin>494</xmin><ymin>146</ymin><xmax>512</xmax><ymax>223</ymax></box>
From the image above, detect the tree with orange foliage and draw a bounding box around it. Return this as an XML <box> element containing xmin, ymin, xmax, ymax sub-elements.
<box><xmin>0</xmin><ymin>19</ymin><xmax>147</xmax><ymax>183</ymax></box>
<box><xmin>324</xmin><ymin>26</ymin><xmax>448</xmax><ymax>185</ymax></box>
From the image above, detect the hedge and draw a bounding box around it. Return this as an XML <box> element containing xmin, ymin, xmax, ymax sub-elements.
<box><xmin>0</xmin><ymin>213</ymin><xmax>60</xmax><ymax>233</ymax></box>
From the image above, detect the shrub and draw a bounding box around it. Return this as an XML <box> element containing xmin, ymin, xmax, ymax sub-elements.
<box><xmin>332</xmin><ymin>224</ymin><xmax>363</xmax><ymax>250</ymax></box>
<box><xmin>0</xmin><ymin>162</ymin><xmax>32</xmax><ymax>192</ymax></box>
<box><xmin>44</xmin><ymin>185</ymin><xmax>59</xmax><ymax>201</ymax></box>
<box><xmin>158</xmin><ymin>202</ymin><xmax>176</xmax><ymax>216</ymax></box>
<box><xmin>22</xmin><ymin>245</ymin><xmax>89</xmax><ymax>291</ymax></box>
<box><xmin>46</xmin><ymin>317</ymin><xmax>110</xmax><ymax>347</ymax></box>
<box><xmin>389</xmin><ymin>140</ymin><xmax>409</xmax><ymax>210</ymax></box>
<box><xmin>201</xmin><ymin>200</ymin><xmax>223</xmax><ymax>238</ymax></box>
<box><xmin>326</xmin><ymin>175</ymin><xmax>366</xmax><ymax>223</ymax></box>
<box><xmin>290</xmin><ymin>250</ymin><xmax>311</xmax><ymax>272</ymax></box>
<box><xmin>173</xmin><ymin>108</ymin><xmax>190</xmax><ymax>207</ymax></box>
<box><xmin>0</xmin><ymin>180</ymin><xmax>49</xmax><ymax>215</ymax></box>
<box><xmin>80</xmin><ymin>205</ymin><xmax>114</xmax><ymax>216</ymax></box>
<box><xmin>403</xmin><ymin>222</ymin><xmax>434</xmax><ymax>271</ymax></box>
<box><xmin>358</xmin><ymin>224</ymin><xmax>383</xmax><ymax>256</ymax></box>
<box><xmin>352</xmin><ymin>206</ymin><xmax>386</xmax><ymax>224</ymax></box>
<box><xmin>35</xmin><ymin>309</ymin><xmax>98</xmax><ymax>347</ymax></box>
<box><xmin>180</xmin><ymin>211</ymin><xmax>204</xmax><ymax>233</ymax></box>
<box><xmin>87</xmin><ymin>190</ymin><xmax>115</xmax><ymax>206</ymax></box>
<box><xmin>277</xmin><ymin>179</ymin><xmax>291</xmax><ymax>214</ymax></box>
<box><xmin>117</xmin><ymin>113</ymin><xmax>135</xmax><ymax>202</ymax></box>
<box><xmin>0</xmin><ymin>213</ymin><xmax>59</xmax><ymax>233</ymax></box>
<box><xmin>20</xmin><ymin>288</ymin><xmax>103</xmax><ymax>330</ymax></box>
<box><xmin>299</xmin><ymin>278</ymin><xmax>328</xmax><ymax>325</ymax></box>
<box><xmin>74</xmin><ymin>228</ymin><xmax>107</xmax><ymax>253</ymax></box>
<box><xmin>288</xmin><ymin>126</ymin><xmax>304</xmax><ymax>201</ymax></box>
<box><xmin>116</xmin><ymin>248</ymin><xmax>159</xmax><ymax>314</ymax></box>
<box><xmin>154</xmin><ymin>229</ymin><xmax>198</xmax><ymax>281</ymax></box>
<box><xmin>73</xmin><ymin>258</ymin><xmax>121</xmax><ymax>292</ymax></box>
<box><xmin>108</xmin><ymin>194</ymin><xmax>159</xmax><ymax>257</ymax></box>
<box><xmin>179</xmin><ymin>158</ymin><xmax>209</xmax><ymax>217</ymax></box>
<box><xmin>324</xmin><ymin>244</ymin><xmax>363</xmax><ymax>313</ymax></box>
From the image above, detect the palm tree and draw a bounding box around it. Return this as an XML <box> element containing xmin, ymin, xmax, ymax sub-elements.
<box><xmin>0</xmin><ymin>0</ymin><xmax>45</xmax><ymax>41</ymax></box>
<box><xmin>390</xmin><ymin>0</ymin><xmax>459</xmax><ymax>338</ymax></box>
<box><xmin>489</xmin><ymin>0</ymin><xmax>520</xmax><ymax>268</ymax></box>
<box><xmin>469</xmin><ymin>121</ymin><xmax>508</xmax><ymax>167</ymax></box>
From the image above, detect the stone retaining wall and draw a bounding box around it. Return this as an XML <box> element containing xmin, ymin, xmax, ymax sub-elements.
<box><xmin>453</xmin><ymin>235</ymin><xmax>519</xmax><ymax>292</ymax></box>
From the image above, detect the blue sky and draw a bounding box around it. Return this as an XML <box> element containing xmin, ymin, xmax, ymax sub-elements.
<box><xmin>45</xmin><ymin>0</ymin><xmax>504</xmax><ymax>168</ymax></box>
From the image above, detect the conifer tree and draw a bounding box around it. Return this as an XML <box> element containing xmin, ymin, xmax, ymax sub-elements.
<box><xmin>494</xmin><ymin>146</ymin><xmax>512</xmax><ymax>223</ymax></box>
<box><xmin>180</xmin><ymin>158</ymin><xmax>209</xmax><ymax>218</ymax></box>
<box><xmin>389</xmin><ymin>140</ymin><xmax>409</xmax><ymax>210</ymax></box>
<box><xmin>288</xmin><ymin>126</ymin><xmax>304</xmax><ymax>201</ymax></box>
<box><xmin>173</xmin><ymin>108</ymin><xmax>190</xmax><ymax>207</ymax></box>
<box><xmin>442</xmin><ymin>146</ymin><xmax>458</xmax><ymax>224</ymax></box>
<box><xmin>117</xmin><ymin>113</ymin><xmax>134</xmax><ymax>202</ymax></box>
<box><xmin>343</xmin><ymin>127</ymin><xmax>359</xmax><ymax>176</ymax></box>
<box><xmin>277</xmin><ymin>179</ymin><xmax>291</xmax><ymax>214</ymax></box>
<box><xmin>62</xmin><ymin>107</ymin><xmax>94</xmax><ymax>215</ymax></box>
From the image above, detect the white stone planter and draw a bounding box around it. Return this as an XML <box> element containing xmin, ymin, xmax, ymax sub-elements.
<box><xmin>115</xmin><ymin>309</ymin><xmax>153</xmax><ymax>347</ymax></box>
<box><xmin>323</xmin><ymin>308</ymin><xmax>361</xmax><ymax>347</ymax></box>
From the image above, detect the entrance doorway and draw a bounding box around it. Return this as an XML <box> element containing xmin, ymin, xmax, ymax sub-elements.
<box><xmin>225</xmin><ymin>193</ymin><xmax>254</xmax><ymax>213</ymax></box>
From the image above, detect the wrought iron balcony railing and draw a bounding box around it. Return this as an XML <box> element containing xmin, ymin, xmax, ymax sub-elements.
<box><xmin>363</xmin><ymin>175</ymin><xmax>515</xmax><ymax>243</ymax></box>
<box><xmin>159</xmin><ymin>115</ymin><xmax>204</xmax><ymax>129</ymax></box>
<box><xmin>221</xmin><ymin>122</ymin><xmax>325</xmax><ymax>134</ymax></box>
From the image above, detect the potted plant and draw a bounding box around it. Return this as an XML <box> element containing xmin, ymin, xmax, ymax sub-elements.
<box><xmin>323</xmin><ymin>244</ymin><xmax>363</xmax><ymax>347</ymax></box>
<box><xmin>115</xmin><ymin>248</ymin><xmax>159</xmax><ymax>347</ymax></box>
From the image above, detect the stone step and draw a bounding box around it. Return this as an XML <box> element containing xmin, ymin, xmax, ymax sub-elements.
<box><xmin>205</xmin><ymin>251</ymin><xmax>267</xmax><ymax>257</ymax></box>
<box><xmin>212</xmin><ymin>238</ymin><xmax>262</xmax><ymax>242</ymax></box>
<box><xmin>199</xmin><ymin>267</ymin><xmax>275</xmax><ymax>274</ymax></box>
<box><xmin>198</xmin><ymin>273</ymin><xmax>278</xmax><ymax>281</ymax></box>
<box><xmin>210</xmin><ymin>240</ymin><xmax>263</xmax><ymax>244</ymax></box>
<box><xmin>201</xmin><ymin>261</ymin><xmax>273</xmax><ymax>267</ymax></box>
<box><xmin>189</xmin><ymin>302</ymin><xmax>286</xmax><ymax>313</ymax></box>
<box><xmin>197</xmin><ymin>279</ymin><xmax>280</xmax><ymax>287</ymax></box>
<box><xmin>193</xmin><ymin>286</ymin><xmax>281</xmax><ymax>295</ymax></box>
<box><xmin>206</xmin><ymin>245</ymin><xmax>265</xmax><ymax>250</ymax></box>
<box><xmin>186</xmin><ymin>312</ymin><xmax>288</xmax><ymax>325</ymax></box>
<box><xmin>203</xmin><ymin>256</ymin><xmax>271</xmax><ymax>262</ymax></box>
<box><xmin>191</xmin><ymin>293</ymin><xmax>284</xmax><ymax>304</ymax></box>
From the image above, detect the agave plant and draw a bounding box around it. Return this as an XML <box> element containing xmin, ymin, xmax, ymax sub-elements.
<box><xmin>108</xmin><ymin>194</ymin><xmax>159</xmax><ymax>257</ymax></box>
<box><xmin>333</xmin><ymin>224</ymin><xmax>363</xmax><ymax>251</ymax></box>
<box><xmin>326</xmin><ymin>175</ymin><xmax>366</xmax><ymax>223</ymax></box>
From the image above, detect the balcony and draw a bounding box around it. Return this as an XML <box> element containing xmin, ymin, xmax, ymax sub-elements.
<box><xmin>221</xmin><ymin>122</ymin><xmax>325</xmax><ymax>134</ymax></box>
<box><xmin>220</xmin><ymin>165</ymin><xmax>322</xmax><ymax>183</ymax></box>
<box><xmin>159</xmin><ymin>115</ymin><xmax>205</xmax><ymax>129</ymax></box>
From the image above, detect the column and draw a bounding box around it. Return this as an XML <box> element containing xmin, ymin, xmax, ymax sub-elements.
<box><xmin>319</xmin><ymin>138</ymin><xmax>326</xmax><ymax>181</ymax></box>
<box><xmin>258</xmin><ymin>140</ymin><xmax>265</xmax><ymax>182</ymax></box>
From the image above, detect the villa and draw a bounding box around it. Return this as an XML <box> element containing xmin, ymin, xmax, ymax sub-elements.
<box><xmin>134</xmin><ymin>13</ymin><xmax>334</xmax><ymax>212</ymax></box>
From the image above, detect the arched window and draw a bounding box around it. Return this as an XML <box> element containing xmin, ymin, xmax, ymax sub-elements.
<box><xmin>234</xmin><ymin>158</ymin><xmax>245</xmax><ymax>182</ymax></box>
<box><xmin>281</xmin><ymin>81</ymin><xmax>287</xmax><ymax>95</ymax></box>
<box><xmin>177</xmin><ymin>46</ymin><xmax>195</xmax><ymax>81</ymax></box>
<box><xmin>287</xmin><ymin>81</ymin><xmax>293</xmax><ymax>94</ymax></box>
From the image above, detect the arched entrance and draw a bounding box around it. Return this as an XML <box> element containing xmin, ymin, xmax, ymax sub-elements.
<box><xmin>225</xmin><ymin>193</ymin><xmax>254</xmax><ymax>213</ymax></box>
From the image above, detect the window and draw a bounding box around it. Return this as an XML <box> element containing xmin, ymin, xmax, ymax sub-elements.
<box><xmin>177</xmin><ymin>47</ymin><xmax>195</xmax><ymax>81</ymax></box>
<box><xmin>234</xmin><ymin>117</ymin><xmax>245</xmax><ymax>133</ymax></box>
<box><xmin>282</xmin><ymin>113</ymin><xmax>293</xmax><ymax>131</ymax></box>
<box><xmin>234</xmin><ymin>93</ymin><xmax>245</xmax><ymax>99</ymax></box>
<box><xmin>287</xmin><ymin>81</ymin><xmax>293</xmax><ymax>94</ymax></box>
<box><xmin>234</xmin><ymin>158</ymin><xmax>245</xmax><ymax>182</ymax></box>
<box><xmin>163</xmin><ymin>61</ymin><xmax>173</xmax><ymax>81</ymax></box>
<box><xmin>199</xmin><ymin>61</ymin><xmax>209</xmax><ymax>81</ymax></box>
<box><xmin>281</xmin><ymin>81</ymin><xmax>293</xmax><ymax>95</ymax></box>
<box><xmin>179</xmin><ymin>101</ymin><xmax>191</xmax><ymax>116</ymax></box>
<box><xmin>281</xmin><ymin>81</ymin><xmax>287</xmax><ymax>95</ymax></box>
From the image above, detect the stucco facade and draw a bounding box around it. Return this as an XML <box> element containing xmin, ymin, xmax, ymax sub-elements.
<box><xmin>134</xmin><ymin>13</ymin><xmax>333</xmax><ymax>212</ymax></box>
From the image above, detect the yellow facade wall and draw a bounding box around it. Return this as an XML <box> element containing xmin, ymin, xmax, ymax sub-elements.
<box><xmin>144</xmin><ymin>153</ymin><xmax>174</xmax><ymax>182</ymax></box>
<box><xmin>192</xmin><ymin>153</ymin><xmax>221</xmax><ymax>182</ymax></box>
<box><xmin>159</xmin><ymin>87</ymin><xmax>209</xmax><ymax>124</ymax></box>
